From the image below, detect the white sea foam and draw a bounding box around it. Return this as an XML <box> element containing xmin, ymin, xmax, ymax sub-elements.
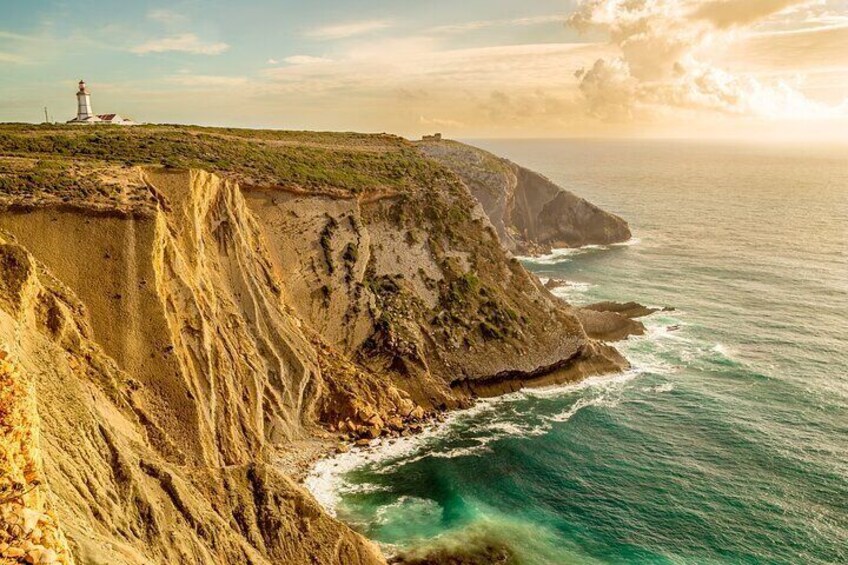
<box><xmin>547</xmin><ymin>396</ymin><xmax>595</xmax><ymax>423</ymax></box>
<box><xmin>304</xmin><ymin>369</ymin><xmax>647</xmax><ymax>515</ymax></box>
<box><xmin>615</xmin><ymin>237</ymin><xmax>641</xmax><ymax>247</ymax></box>
<box><xmin>544</xmin><ymin>370</ymin><xmax>637</xmax><ymax>422</ymax></box>
<box><xmin>305</xmin><ymin>294</ymin><xmax>682</xmax><ymax>517</ymax></box>
<box><xmin>550</xmin><ymin>280</ymin><xmax>595</xmax><ymax>304</ymax></box>
<box><xmin>427</xmin><ymin>441</ymin><xmax>495</xmax><ymax>459</ymax></box>
<box><xmin>305</xmin><ymin>392</ymin><xmax>525</xmax><ymax>512</ymax></box>
<box><xmin>613</xmin><ymin>310</ymin><xmax>691</xmax><ymax>379</ymax></box>
<box><xmin>522</xmin><ymin>369</ymin><xmax>639</xmax><ymax>400</ymax></box>
<box><xmin>518</xmin><ymin>237</ymin><xmax>641</xmax><ymax>266</ymax></box>
<box><xmin>305</xmin><ymin>420</ymin><xmax>454</xmax><ymax>514</ymax></box>
<box><xmin>712</xmin><ymin>343</ymin><xmax>733</xmax><ymax>358</ymax></box>
<box><xmin>373</xmin><ymin>496</ymin><xmax>442</xmax><ymax>526</ymax></box>
<box><xmin>518</xmin><ymin>247</ymin><xmax>583</xmax><ymax>265</ymax></box>
<box><xmin>645</xmin><ymin>323</ymin><xmax>675</xmax><ymax>340</ymax></box>
<box><xmin>641</xmin><ymin>382</ymin><xmax>675</xmax><ymax>394</ymax></box>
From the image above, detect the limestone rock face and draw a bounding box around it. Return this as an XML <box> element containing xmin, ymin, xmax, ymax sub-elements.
<box><xmin>245</xmin><ymin>169</ymin><xmax>627</xmax><ymax>408</ymax></box>
<box><xmin>0</xmin><ymin>352</ymin><xmax>75</xmax><ymax>565</ymax></box>
<box><xmin>0</xmin><ymin>171</ymin><xmax>386</xmax><ymax>565</ymax></box>
<box><xmin>418</xmin><ymin>141</ymin><xmax>631</xmax><ymax>254</ymax></box>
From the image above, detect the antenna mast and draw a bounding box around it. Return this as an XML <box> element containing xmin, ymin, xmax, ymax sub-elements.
<box><xmin>43</xmin><ymin>107</ymin><xmax>49</xmax><ymax>124</ymax></box>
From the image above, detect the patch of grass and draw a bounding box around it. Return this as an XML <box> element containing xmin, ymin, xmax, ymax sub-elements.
<box><xmin>0</xmin><ymin>157</ymin><xmax>116</xmax><ymax>201</ymax></box>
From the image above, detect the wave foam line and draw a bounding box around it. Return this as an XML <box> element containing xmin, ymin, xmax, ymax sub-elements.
<box><xmin>518</xmin><ymin>237</ymin><xmax>641</xmax><ymax>265</ymax></box>
<box><xmin>304</xmin><ymin>368</ymin><xmax>646</xmax><ymax>514</ymax></box>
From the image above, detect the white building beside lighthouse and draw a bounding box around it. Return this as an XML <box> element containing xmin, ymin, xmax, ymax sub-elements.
<box><xmin>67</xmin><ymin>80</ymin><xmax>136</xmax><ymax>125</ymax></box>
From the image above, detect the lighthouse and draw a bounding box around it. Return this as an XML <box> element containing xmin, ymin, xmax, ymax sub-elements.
<box><xmin>67</xmin><ymin>79</ymin><xmax>136</xmax><ymax>125</ymax></box>
<box><xmin>76</xmin><ymin>80</ymin><xmax>93</xmax><ymax>120</ymax></box>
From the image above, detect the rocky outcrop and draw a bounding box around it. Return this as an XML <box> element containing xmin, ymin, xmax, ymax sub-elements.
<box><xmin>0</xmin><ymin>352</ymin><xmax>75</xmax><ymax>565</ymax></box>
<box><xmin>417</xmin><ymin>140</ymin><xmax>631</xmax><ymax>255</ymax></box>
<box><xmin>391</xmin><ymin>543</ymin><xmax>513</xmax><ymax>565</ymax></box>
<box><xmin>575</xmin><ymin>309</ymin><xmax>646</xmax><ymax>342</ymax></box>
<box><xmin>583</xmin><ymin>301</ymin><xmax>661</xmax><ymax>319</ymax></box>
<box><xmin>245</xmin><ymin>168</ymin><xmax>626</xmax><ymax>409</ymax></box>
<box><xmin>576</xmin><ymin>301</ymin><xmax>661</xmax><ymax>342</ymax></box>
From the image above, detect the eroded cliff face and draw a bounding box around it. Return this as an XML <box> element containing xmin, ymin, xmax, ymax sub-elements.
<box><xmin>0</xmin><ymin>352</ymin><xmax>75</xmax><ymax>565</ymax></box>
<box><xmin>418</xmin><ymin>140</ymin><xmax>631</xmax><ymax>254</ymax></box>
<box><xmin>0</xmin><ymin>170</ymin><xmax>387</xmax><ymax>564</ymax></box>
<box><xmin>0</xmin><ymin>125</ymin><xmax>631</xmax><ymax>565</ymax></box>
<box><xmin>245</xmin><ymin>167</ymin><xmax>626</xmax><ymax>410</ymax></box>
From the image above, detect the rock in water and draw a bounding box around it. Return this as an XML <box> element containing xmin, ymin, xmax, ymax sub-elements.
<box><xmin>575</xmin><ymin>301</ymin><xmax>666</xmax><ymax>342</ymax></box>
<box><xmin>583</xmin><ymin>301</ymin><xmax>660</xmax><ymax>319</ymax></box>
<box><xmin>575</xmin><ymin>309</ymin><xmax>647</xmax><ymax>342</ymax></box>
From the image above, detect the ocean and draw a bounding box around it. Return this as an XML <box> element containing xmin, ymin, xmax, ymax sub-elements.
<box><xmin>306</xmin><ymin>140</ymin><xmax>848</xmax><ymax>564</ymax></box>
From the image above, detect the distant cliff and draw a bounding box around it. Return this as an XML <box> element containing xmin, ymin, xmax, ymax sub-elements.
<box><xmin>0</xmin><ymin>125</ymin><xmax>628</xmax><ymax>564</ymax></box>
<box><xmin>418</xmin><ymin>140</ymin><xmax>631</xmax><ymax>255</ymax></box>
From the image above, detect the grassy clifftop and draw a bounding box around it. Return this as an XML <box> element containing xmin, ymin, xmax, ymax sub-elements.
<box><xmin>0</xmin><ymin>124</ymin><xmax>443</xmax><ymax>198</ymax></box>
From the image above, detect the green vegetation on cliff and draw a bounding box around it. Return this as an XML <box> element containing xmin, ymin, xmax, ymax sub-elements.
<box><xmin>0</xmin><ymin>124</ymin><xmax>443</xmax><ymax>196</ymax></box>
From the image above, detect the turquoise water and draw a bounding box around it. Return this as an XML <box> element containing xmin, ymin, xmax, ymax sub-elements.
<box><xmin>307</xmin><ymin>140</ymin><xmax>848</xmax><ymax>564</ymax></box>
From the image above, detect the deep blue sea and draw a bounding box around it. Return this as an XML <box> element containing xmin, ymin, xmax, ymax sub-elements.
<box><xmin>307</xmin><ymin>140</ymin><xmax>848</xmax><ymax>564</ymax></box>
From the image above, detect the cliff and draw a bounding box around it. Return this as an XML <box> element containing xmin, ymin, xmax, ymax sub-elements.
<box><xmin>0</xmin><ymin>170</ymin><xmax>386</xmax><ymax>564</ymax></box>
<box><xmin>1</xmin><ymin>352</ymin><xmax>75</xmax><ymax>565</ymax></box>
<box><xmin>418</xmin><ymin>140</ymin><xmax>631</xmax><ymax>254</ymax></box>
<box><xmin>0</xmin><ymin>125</ymin><xmax>628</xmax><ymax>564</ymax></box>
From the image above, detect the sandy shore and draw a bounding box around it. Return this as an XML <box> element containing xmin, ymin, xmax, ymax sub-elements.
<box><xmin>275</xmin><ymin>435</ymin><xmax>340</xmax><ymax>483</ymax></box>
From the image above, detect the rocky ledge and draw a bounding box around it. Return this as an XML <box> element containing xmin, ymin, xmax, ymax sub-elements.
<box><xmin>576</xmin><ymin>301</ymin><xmax>670</xmax><ymax>342</ymax></box>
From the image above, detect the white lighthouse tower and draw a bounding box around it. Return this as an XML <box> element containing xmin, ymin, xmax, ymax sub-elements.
<box><xmin>76</xmin><ymin>80</ymin><xmax>93</xmax><ymax>120</ymax></box>
<box><xmin>67</xmin><ymin>79</ymin><xmax>135</xmax><ymax>125</ymax></box>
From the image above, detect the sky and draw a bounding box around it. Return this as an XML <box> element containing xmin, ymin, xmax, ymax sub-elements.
<box><xmin>1</xmin><ymin>0</ymin><xmax>847</xmax><ymax>140</ymax></box>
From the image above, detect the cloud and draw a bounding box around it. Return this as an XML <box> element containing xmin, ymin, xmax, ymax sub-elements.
<box><xmin>732</xmin><ymin>24</ymin><xmax>848</xmax><ymax>72</ymax></box>
<box><xmin>166</xmin><ymin>74</ymin><xmax>247</xmax><ymax>87</ymax></box>
<box><xmin>263</xmin><ymin>40</ymin><xmax>608</xmax><ymax>93</ymax></box>
<box><xmin>574</xmin><ymin>59</ymin><xmax>638</xmax><ymax>121</ymax></box>
<box><xmin>0</xmin><ymin>51</ymin><xmax>27</xmax><ymax>64</ymax></box>
<box><xmin>0</xmin><ymin>30</ymin><xmax>33</xmax><ymax>41</ymax></box>
<box><xmin>147</xmin><ymin>9</ymin><xmax>187</xmax><ymax>25</ymax></box>
<box><xmin>305</xmin><ymin>19</ymin><xmax>392</xmax><ymax>40</ymax></box>
<box><xmin>283</xmin><ymin>55</ymin><xmax>332</xmax><ymax>65</ymax></box>
<box><xmin>429</xmin><ymin>15</ymin><xmax>564</xmax><ymax>34</ymax></box>
<box><xmin>0</xmin><ymin>28</ymin><xmax>103</xmax><ymax>65</ymax></box>
<box><xmin>256</xmin><ymin>39</ymin><xmax>605</xmax><ymax>133</ymax></box>
<box><xmin>419</xmin><ymin>115</ymin><xmax>465</xmax><ymax>127</ymax></box>
<box><xmin>131</xmin><ymin>33</ymin><xmax>229</xmax><ymax>55</ymax></box>
<box><xmin>693</xmin><ymin>0</ymin><xmax>810</xmax><ymax>29</ymax></box>
<box><xmin>568</xmin><ymin>0</ymin><xmax>846</xmax><ymax>121</ymax></box>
